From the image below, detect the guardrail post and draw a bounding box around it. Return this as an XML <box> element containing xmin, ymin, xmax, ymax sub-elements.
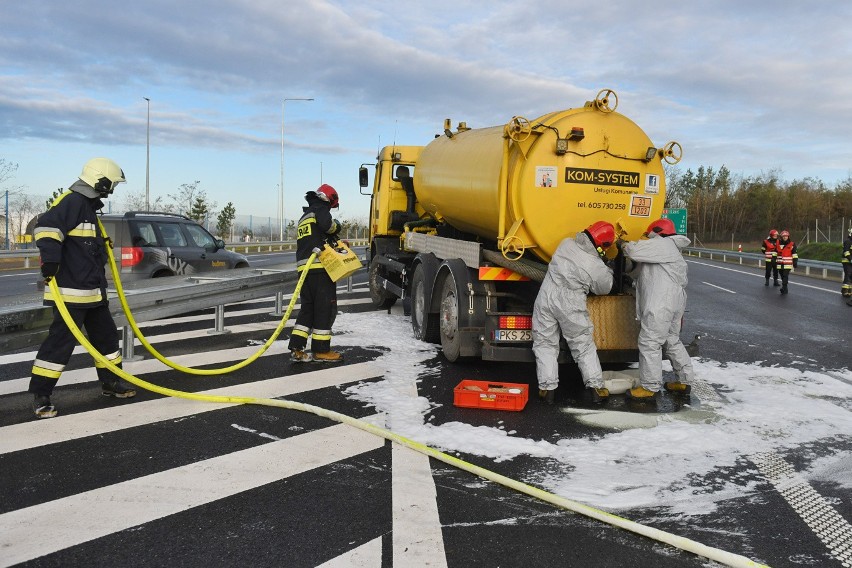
<box><xmin>208</xmin><ymin>304</ymin><xmax>231</xmax><ymax>335</ymax></box>
<box><xmin>271</xmin><ymin>290</ymin><xmax>285</xmax><ymax>317</ymax></box>
<box><xmin>121</xmin><ymin>326</ymin><xmax>143</xmax><ymax>361</ymax></box>
<box><xmin>347</xmin><ymin>275</ymin><xmax>353</xmax><ymax>293</ymax></box>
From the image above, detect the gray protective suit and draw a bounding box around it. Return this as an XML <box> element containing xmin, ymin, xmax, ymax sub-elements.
<box><xmin>623</xmin><ymin>233</ymin><xmax>695</xmax><ymax>391</ymax></box>
<box><xmin>532</xmin><ymin>232</ymin><xmax>613</xmax><ymax>391</ymax></box>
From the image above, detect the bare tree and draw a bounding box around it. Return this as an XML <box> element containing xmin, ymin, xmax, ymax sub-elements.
<box><xmin>10</xmin><ymin>193</ymin><xmax>39</xmax><ymax>240</ymax></box>
<box><xmin>121</xmin><ymin>188</ymin><xmax>166</xmax><ymax>213</ymax></box>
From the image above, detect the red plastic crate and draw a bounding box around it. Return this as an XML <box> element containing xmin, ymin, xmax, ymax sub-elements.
<box><xmin>453</xmin><ymin>380</ymin><xmax>529</xmax><ymax>411</ymax></box>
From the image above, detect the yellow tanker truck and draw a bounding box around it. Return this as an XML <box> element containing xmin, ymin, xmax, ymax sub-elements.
<box><xmin>359</xmin><ymin>89</ymin><xmax>685</xmax><ymax>363</ymax></box>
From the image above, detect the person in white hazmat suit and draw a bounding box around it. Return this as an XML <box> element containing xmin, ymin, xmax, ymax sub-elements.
<box><xmin>622</xmin><ymin>218</ymin><xmax>695</xmax><ymax>399</ymax></box>
<box><xmin>533</xmin><ymin>221</ymin><xmax>615</xmax><ymax>404</ymax></box>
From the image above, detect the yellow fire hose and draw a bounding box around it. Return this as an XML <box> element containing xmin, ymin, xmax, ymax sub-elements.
<box><xmin>100</xmin><ymin>216</ymin><xmax>309</xmax><ymax>375</ymax></box>
<box><xmin>45</xmin><ymin>276</ymin><xmax>769</xmax><ymax>567</ymax></box>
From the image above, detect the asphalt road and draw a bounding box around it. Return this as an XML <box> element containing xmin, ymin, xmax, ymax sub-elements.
<box><xmin>0</xmin><ymin>258</ymin><xmax>849</xmax><ymax>568</ymax></box>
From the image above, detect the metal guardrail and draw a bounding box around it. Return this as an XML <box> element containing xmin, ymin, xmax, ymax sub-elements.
<box><xmin>684</xmin><ymin>247</ymin><xmax>843</xmax><ymax>281</ymax></box>
<box><xmin>0</xmin><ymin>239</ymin><xmax>370</xmax><ymax>268</ymax></box>
<box><xmin>0</xmin><ymin>267</ymin><xmax>298</xmax><ymax>355</ymax></box>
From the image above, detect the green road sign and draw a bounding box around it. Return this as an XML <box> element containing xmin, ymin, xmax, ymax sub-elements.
<box><xmin>661</xmin><ymin>208</ymin><xmax>688</xmax><ymax>235</ymax></box>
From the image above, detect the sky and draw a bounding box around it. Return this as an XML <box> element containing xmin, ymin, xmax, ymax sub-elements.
<box><xmin>333</xmin><ymin>308</ymin><xmax>852</xmax><ymax>523</ymax></box>
<box><xmin>2</xmin><ymin>1</ymin><xmax>852</xmax><ymax>226</ymax></box>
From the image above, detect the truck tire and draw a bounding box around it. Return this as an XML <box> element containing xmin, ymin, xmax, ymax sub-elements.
<box><xmin>369</xmin><ymin>256</ymin><xmax>397</xmax><ymax>309</ymax></box>
<box><xmin>438</xmin><ymin>273</ymin><xmax>462</xmax><ymax>361</ymax></box>
<box><xmin>411</xmin><ymin>264</ymin><xmax>439</xmax><ymax>343</ymax></box>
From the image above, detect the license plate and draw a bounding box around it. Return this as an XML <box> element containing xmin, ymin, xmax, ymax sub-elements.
<box><xmin>493</xmin><ymin>329</ymin><xmax>532</xmax><ymax>342</ymax></box>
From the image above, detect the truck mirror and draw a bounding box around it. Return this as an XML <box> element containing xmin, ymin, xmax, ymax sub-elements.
<box><xmin>359</xmin><ymin>166</ymin><xmax>369</xmax><ymax>188</ymax></box>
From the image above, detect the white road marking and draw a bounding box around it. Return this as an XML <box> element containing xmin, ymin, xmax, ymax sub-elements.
<box><xmin>317</xmin><ymin>537</ymin><xmax>382</xmax><ymax>567</ymax></box>
<box><xmin>752</xmin><ymin>452</ymin><xmax>852</xmax><ymax>567</ymax></box>
<box><xmin>702</xmin><ymin>281</ymin><xmax>736</xmax><ymax>294</ymax></box>
<box><xmin>392</xmin><ymin>385</ymin><xmax>448</xmax><ymax>567</ymax></box>
<box><xmin>0</xmin><ymin>297</ymin><xmax>374</xmax><ymax>385</ymax></box>
<box><xmin>0</xmin><ymin>420</ymin><xmax>384</xmax><ymax>568</ymax></box>
<box><xmin>0</xmin><ymin>361</ymin><xmax>383</xmax><ymax>454</ymax></box>
<box><xmin>686</xmin><ymin>259</ymin><xmax>838</xmax><ymax>293</ymax></box>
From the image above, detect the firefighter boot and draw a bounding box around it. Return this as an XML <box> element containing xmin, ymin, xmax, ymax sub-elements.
<box><xmin>33</xmin><ymin>395</ymin><xmax>58</xmax><ymax>419</ymax></box>
<box><xmin>538</xmin><ymin>389</ymin><xmax>555</xmax><ymax>405</ymax></box>
<box><xmin>780</xmin><ymin>287</ymin><xmax>788</xmax><ymax>295</ymax></box>
<box><xmin>764</xmin><ymin>279</ymin><xmax>769</xmax><ymax>287</ymax></box>
<box><xmin>101</xmin><ymin>379</ymin><xmax>137</xmax><ymax>399</ymax></box>
<box><xmin>773</xmin><ymin>280</ymin><xmax>780</xmax><ymax>287</ymax></box>
<box><xmin>664</xmin><ymin>381</ymin><xmax>692</xmax><ymax>395</ymax></box>
<box><xmin>290</xmin><ymin>349</ymin><xmax>313</xmax><ymax>363</ymax></box>
<box><xmin>313</xmin><ymin>350</ymin><xmax>343</xmax><ymax>363</ymax></box>
<box><xmin>586</xmin><ymin>387</ymin><xmax>610</xmax><ymax>404</ymax></box>
<box><xmin>626</xmin><ymin>386</ymin><xmax>657</xmax><ymax>400</ymax></box>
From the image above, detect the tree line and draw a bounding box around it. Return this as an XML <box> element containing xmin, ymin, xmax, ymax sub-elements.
<box><xmin>666</xmin><ymin>165</ymin><xmax>852</xmax><ymax>244</ymax></box>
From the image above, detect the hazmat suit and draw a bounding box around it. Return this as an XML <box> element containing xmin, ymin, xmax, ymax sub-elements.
<box><xmin>623</xmin><ymin>232</ymin><xmax>695</xmax><ymax>392</ymax></box>
<box><xmin>532</xmin><ymin>232</ymin><xmax>613</xmax><ymax>392</ymax></box>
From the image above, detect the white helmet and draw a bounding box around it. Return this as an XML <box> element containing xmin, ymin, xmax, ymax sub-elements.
<box><xmin>79</xmin><ymin>157</ymin><xmax>126</xmax><ymax>197</ymax></box>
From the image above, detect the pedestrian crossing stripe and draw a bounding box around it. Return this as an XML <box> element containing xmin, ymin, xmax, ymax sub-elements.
<box><xmin>0</xmin><ymin>421</ymin><xmax>384</xmax><ymax>567</ymax></box>
<box><xmin>477</xmin><ymin>266</ymin><xmax>529</xmax><ymax>281</ymax></box>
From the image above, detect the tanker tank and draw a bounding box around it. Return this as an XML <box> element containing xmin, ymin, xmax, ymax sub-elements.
<box><xmin>411</xmin><ymin>90</ymin><xmax>680</xmax><ymax>263</ymax></box>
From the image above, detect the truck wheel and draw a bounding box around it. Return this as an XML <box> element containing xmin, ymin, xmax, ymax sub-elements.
<box><xmin>438</xmin><ymin>273</ymin><xmax>462</xmax><ymax>361</ymax></box>
<box><xmin>411</xmin><ymin>264</ymin><xmax>439</xmax><ymax>343</ymax></box>
<box><xmin>369</xmin><ymin>256</ymin><xmax>397</xmax><ymax>309</ymax></box>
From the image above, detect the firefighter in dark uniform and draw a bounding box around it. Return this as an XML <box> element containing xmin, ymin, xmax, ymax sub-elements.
<box><xmin>842</xmin><ymin>226</ymin><xmax>852</xmax><ymax>298</ymax></box>
<box><xmin>288</xmin><ymin>184</ymin><xmax>342</xmax><ymax>362</ymax></box>
<box><xmin>30</xmin><ymin>158</ymin><xmax>137</xmax><ymax>418</ymax></box>
<box><xmin>776</xmin><ymin>230</ymin><xmax>798</xmax><ymax>295</ymax></box>
<box><xmin>761</xmin><ymin>229</ymin><xmax>780</xmax><ymax>286</ymax></box>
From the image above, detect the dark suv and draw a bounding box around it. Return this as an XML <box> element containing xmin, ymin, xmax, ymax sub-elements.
<box><xmin>99</xmin><ymin>212</ymin><xmax>250</xmax><ymax>280</ymax></box>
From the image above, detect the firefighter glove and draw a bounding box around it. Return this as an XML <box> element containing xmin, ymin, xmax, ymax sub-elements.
<box><xmin>41</xmin><ymin>262</ymin><xmax>60</xmax><ymax>278</ymax></box>
<box><xmin>331</xmin><ymin>219</ymin><xmax>342</xmax><ymax>235</ymax></box>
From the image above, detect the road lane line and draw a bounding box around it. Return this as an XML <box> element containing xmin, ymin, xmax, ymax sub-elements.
<box><xmin>686</xmin><ymin>259</ymin><xmax>838</xmax><ymax>294</ymax></box>
<box><xmin>752</xmin><ymin>452</ymin><xmax>852</xmax><ymax>567</ymax></box>
<box><xmin>702</xmin><ymin>281</ymin><xmax>736</xmax><ymax>293</ymax></box>
<box><xmin>0</xmin><ymin>420</ymin><xmax>384</xmax><ymax>568</ymax></box>
<box><xmin>0</xmin><ymin>361</ymin><xmax>383</xmax><ymax>454</ymax></box>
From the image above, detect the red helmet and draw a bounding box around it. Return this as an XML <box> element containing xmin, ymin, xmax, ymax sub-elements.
<box><xmin>769</xmin><ymin>229</ymin><xmax>778</xmax><ymax>238</ymax></box>
<box><xmin>780</xmin><ymin>230</ymin><xmax>790</xmax><ymax>239</ymax></box>
<box><xmin>316</xmin><ymin>184</ymin><xmax>339</xmax><ymax>208</ymax></box>
<box><xmin>585</xmin><ymin>221</ymin><xmax>615</xmax><ymax>250</ymax></box>
<box><xmin>645</xmin><ymin>218</ymin><xmax>676</xmax><ymax>237</ymax></box>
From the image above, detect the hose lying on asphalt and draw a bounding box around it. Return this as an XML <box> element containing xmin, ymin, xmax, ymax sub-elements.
<box><xmin>45</xmin><ymin>275</ymin><xmax>769</xmax><ymax>568</ymax></box>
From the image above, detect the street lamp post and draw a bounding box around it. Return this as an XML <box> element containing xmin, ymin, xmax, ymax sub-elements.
<box><xmin>280</xmin><ymin>97</ymin><xmax>314</xmax><ymax>241</ymax></box>
<box><xmin>144</xmin><ymin>97</ymin><xmax>151</xmax><ymax>211</ymax></box>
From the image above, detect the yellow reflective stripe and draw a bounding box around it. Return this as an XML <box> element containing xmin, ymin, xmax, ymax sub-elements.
<box><xmin>95</xmin><ymin>351</ymin><xmax>122</xmax><ymax>368</ymax></box>
<box><xmin>296</xmin><ymin>262</ymin><xmax>325</xmax><ymax>271</ymax></box>
<box><xmin>291</xmin><ymin>329</ymin><xmax>309</xmax><ymax>339</ymax></box>
<box><xmin>32</xmin><ymin>364</ymin><xmax>63</xmax><ymax>379</ymax></box>
<box><xmin>44</xmin><ymin>286</ymin><xmax>103</xmax><ymax>304</ymax></box>
<box><xmin>34</xmin><ymin>228</ymin><xmax>64</xmax><ymax>242</ymax></box>
<box><xmin>67</xmin><ymin>222</ymin><xmax>97</xmax><ymax>237</ymax></box>
<box><xmin>312</xmin><ymin>333</ymin><xmax>331</xmax><ymax>341</ymax></box>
